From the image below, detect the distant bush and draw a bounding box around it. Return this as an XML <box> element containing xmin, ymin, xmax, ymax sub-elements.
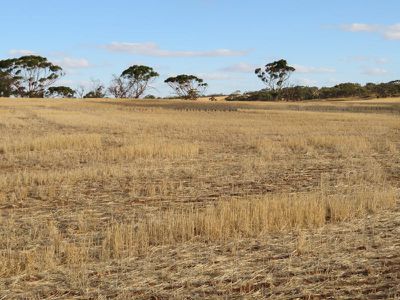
<box><xmin>46</xmin><ymin>86</ymin><xmax>76</xmax><ymax>98</ymax></box>
<box><xmin>226</xmin><ymin>90</ymin><xmax>274</xmax><ymax>101</ymax></box>
<box><xmin>206</xmin><ymin>93</ymin><xmax>225</xmax><ymax>98</ymax></box>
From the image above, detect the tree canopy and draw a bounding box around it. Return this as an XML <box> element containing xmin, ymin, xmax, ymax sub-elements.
<box><xmin>109</xmin><ymin>65</ymin><xmax>159</xmax><ymax>98</ymax></box>
<box><xmin>46</xmin><ymin>86</ymin><xmax>76</xmax><ymax>98</ymax></box>
<box><xmin>0</xmin><ymin>55</ymin><xmax>64</xmax><ymax>98</ymax></box>
<box><xmin>164</xmin><ymin>75</ymin><xmax>208</xmax><ymax>100</ymax></box>
<box><xmin>255</xmin><ymin>59</ymin><xmax>295</xmax><ymax>99</ymax></box>
<box><xmin>0</xmin><ymin>70</ymin><xmax>16</xmax><ymax>97</ymax></box>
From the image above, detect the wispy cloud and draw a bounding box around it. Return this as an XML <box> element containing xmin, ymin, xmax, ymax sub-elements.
<box><xmin>340</xmin><ymin>23</ymin><xmax>400</xmax><ymax>40</ymax></box>
<box><xmin>7</xmin><ymin>50</ymin><xmax>91</xmax><ymax>70</ymax></box>
<box><xmin>362</xmin><ymin>67</ymin><xmax>389</xmax><ymax>76</ymax></box>
<box><xmin>346</xmin><ymin>56</ymin><xmax>389</xmax><ymax>65</ymax></box>
<box><xmin>55</xmin><ymin>57</ymin><xmax>91</xmax><ymax>69</ymax></box>
<box><xmin>341</xmin><ymin>23</ymin><xmax>380</xmax><ymax>32</ymax></box>
<box><xmin>375</xmin><ymin>58</ymin><xmax>389</xmax><ymax>64</ymax></box>
<box><xmin>293</xmin><ymin>64</ymin><xmax>336</xmax><ymax>74</ymax></box>
<box><xmin>103</xmin><ymin>42</ymin><xmax>250</xmax><ymax>57</ymax></box>
<box><xmin>220</xmin><ymin>62</ymin><xmax>256</xmax><ymax>73</ymax></box>
<box><xmin>8</xmin><ymin>49</ymin><xmax>37</xmax><ymax>56</ymax></box>
<box><xmin>384</xmin><ymin>24</ymin><xmax>400</xmax><ymax>40</ymax></box>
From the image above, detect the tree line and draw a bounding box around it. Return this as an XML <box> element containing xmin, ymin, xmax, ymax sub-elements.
<box><xmin>0</xmin><ymin>55</ymin><xmax>207</xmax><ymax>100</ymax></box>
<box><xmin>227</xmin><ymin>80</ymin><xmax>400</xmax><ymax>101</ymax></box>
<box><xmin>228</xmin><ymin>59</ymin><xmax>400</xmax><ymax>101</ymax></box>
<box><xmin>1</xmin><ymin>55</ymin><xmax>399</xmax><ymax>101</ymax></box>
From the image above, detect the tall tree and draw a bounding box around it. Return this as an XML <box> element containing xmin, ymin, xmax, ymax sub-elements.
<box><xmin>255</xmin><ymin>59</ymin><xmax>295</xmax><ymax>100</ymax></box>
<box><xmin>164</xmin><ymin>75</ymin><xmax>208</xmax><ymax>100</ymax></box>
<box><xmin>109</xmin><ymin>65</ymin><xmax>159</xmax><ymax>98</ymax></box>
<box><xmin>0</xmin><ymin>55</ymin><xmax>64</xmax><ymax>98</ymax></box>
<box><xmin>0</xmin><ymin>71</ymin><xmax>16</xmax><ymax>97</ymax></box>
<box><xmin>108</xmin><ymin>75</ymin><xmax>128</xmax><ymax>98</ymax></box>
<box><xmin>75</xmin><ymin>85</ymin><xmax>86</xmax><ymax>99</ymax></box>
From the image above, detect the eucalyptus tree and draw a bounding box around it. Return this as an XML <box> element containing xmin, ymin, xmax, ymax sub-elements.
<box><xmin>255</xmin><ymin>59</ymin><xmax>295</xmax><ymax>100</ymax></box>
<box><xmin>0</xmin><ymin>55</ymin><xmax>64</xmax><ymax>98</ymax></box>
<box><xmin>109</xmin><ymin>65</ymin><xmax>159</xmax><ymax>98</ymax></box>
<box><xmin>164</xmin><ymin>74</ymin><xmax>208</xmax><ymax>100</ymax></box>
<box><xmin>0</xmin><ymin>70</ymin><xmax>15</xmax><ymax>97</ymax></box>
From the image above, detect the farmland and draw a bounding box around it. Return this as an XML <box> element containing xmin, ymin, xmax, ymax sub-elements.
<box><xmin>0</xmin><ymin>98</ymin><xmax>399</xmax><ymax>299</ymax></box>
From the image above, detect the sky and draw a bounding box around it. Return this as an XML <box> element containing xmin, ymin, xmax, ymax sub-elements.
<box><xmin>1</xmin><ymin>0</ymin><xmax>400</xmax><ymax>96</ymax></box>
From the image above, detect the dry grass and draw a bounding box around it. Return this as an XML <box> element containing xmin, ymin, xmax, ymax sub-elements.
<box><xmin>0</xmin><ymin>97</ymin><xmax>399</xmax><ymax>299</ymax></box>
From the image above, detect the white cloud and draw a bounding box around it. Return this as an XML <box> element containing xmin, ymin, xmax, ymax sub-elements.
<box><xmin>374</xmin><ymin>57</ymin><xmax>389</xmax><ymax>64</ymax></box>
<box><xmin>293</xmin><ymin>64</ymin><xmax>336</xmax><ymax>74</ymax></box>
<box><xmin>341</xmin><ymin>23</ymin><xmax>400</xmax><ymax>40</ymax></box>
<box><xmin>55</xmin><ymin>57</ymin><xmax>91</xmax><ymax>69</ymax></box>
<box><xmin>346</xmin><ymin>56</ymin><xmax>370</xmax><ymax>62</ymax></box>
<box><xmin>362</xmin><ymin>68</ymin><xmax>389</xmax><ymax>76</ymax></box>
<box><xmin>7</xmin><ymin>50</ymin><xmax>92</xmax><ymax>70</ymax></box>
<box><xmin>346</xmin><ymin>56</ymin><xmax>389</xmax><ymax>65</ymax></box>
<box><xmin>104</xmin><ymin>42</ymin><xmax>249</xmax><ymax>57</ymax></box>
<box><xmin>341</xmin><ymin>23</ymin><xmax>380</xmax><ymax>32</ymax></box>
<box><xmin>8</xmin><ymin>49</ymin><xmax>37</xmax><ymax>56</ymax></box>
<box><xmin>220</xmin><ymin>62</ymin><xmax>256</xmax><ymax>73</ymax></box>
<box><xmin>384</xmin><ymin>24</ymin><xmax>400</xmax><ymax>40</ymax></box>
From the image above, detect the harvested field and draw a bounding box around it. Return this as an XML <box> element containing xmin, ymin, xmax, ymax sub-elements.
<box><xmin>0</xmin><ymin>97</ymin><xmax>399</xmax><ymax>299</ymax></box>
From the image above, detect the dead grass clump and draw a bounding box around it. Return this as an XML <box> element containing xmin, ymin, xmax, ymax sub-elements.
<box><xmin>4</xmin><ymin>186</ymin><xmax>392</xmax><ymax>275</ymax></box>
<box><xmin>325</xmin><ymin>187</ymin><xmax>396</xmax><ymax>222</ymax></box>
<box><xmin>283</xmin><ymin>136</ymin><xmax>310</xmax><ymax>154</ymax></box>
<box><xmin>0</xmin><ymin>165</ymin><xmax>126</xmax><ymax>191</ymax></box>
<box><xmin>251</xmin><ymin>138</ymin><xmax>285</xmax><ymax>160</ymax></box>
<box><xmin>105</xmin><ymin>140</ymin><xmax>200</xmax><ymax>160</ymax></box>
<box><xmin>6</xmin><ymin>133</ymin><xmax>102</xmax><ymax>153</ymax></box>
<box><xmin>307</xmin><ymin>135</ymin><xmax>371</xmax><ymax>155</ymax></box>
<box><xmin>253</xmin><ymin>134</ymin><xmax>397</xmax><ymax>161</ymax></box>
<box><xmin>371</xmin><ymin>137</ymin><xmax>398</xmax><ymax>154</ymax></box>
<box><xmin>101</xmin><ymin>185</ymin><xmax>396</xmax><ymax>257</ymax></box>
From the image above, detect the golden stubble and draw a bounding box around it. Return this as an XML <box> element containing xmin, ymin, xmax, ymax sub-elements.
<box><xmin>0</xmin><ymin>97</ymin><xmax>399</xmax><ymax>297</ymax></box>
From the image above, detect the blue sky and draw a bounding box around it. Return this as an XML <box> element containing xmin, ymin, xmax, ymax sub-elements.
<box><xmin>1</xmin><ymin>0</ymin><xmax>400</xmax><ymax>96</ymax></box>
